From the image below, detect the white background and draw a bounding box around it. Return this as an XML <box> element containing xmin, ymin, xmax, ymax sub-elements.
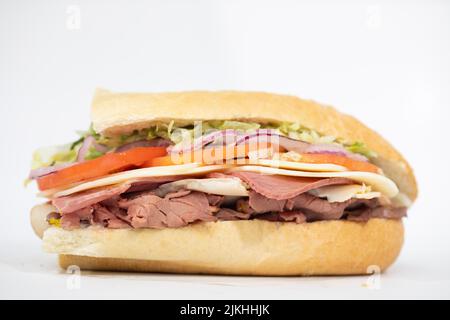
<box><xmin>1</xmin><ymin>0</ymin><xmax>449</xmax><ymax>299</ymax></box>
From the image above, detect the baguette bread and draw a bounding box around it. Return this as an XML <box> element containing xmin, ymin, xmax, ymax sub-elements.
<box><xmin>45</xmin><ymin>219</ymin><xmax>404</xmax><ymax>276</ymax></box>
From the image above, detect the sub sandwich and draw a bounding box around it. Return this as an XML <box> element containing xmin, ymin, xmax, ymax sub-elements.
<box><xmin>28</xmin><ymin>89</ymin><xmax>417</xmax><ymax>275</ymax></box>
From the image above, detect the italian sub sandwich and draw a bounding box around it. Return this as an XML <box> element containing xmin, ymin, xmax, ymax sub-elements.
<box><xmin>28</xmin><ymin>89</ymin><xmax>417</xmax><ymax>275</ymax></box>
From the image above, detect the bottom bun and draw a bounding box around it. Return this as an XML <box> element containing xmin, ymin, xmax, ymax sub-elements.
<box><xmin>45</xmin><ymin>219</ymin><xmax>404</xmax><ymax>276</ymax></box>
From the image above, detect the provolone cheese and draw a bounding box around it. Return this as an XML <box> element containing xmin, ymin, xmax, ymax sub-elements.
<box><xmin>155</xmin><ymin>178</ymin><xmax>249</xmax><ymax>197</ymax></box>
<box><xmin>227</xmin><ymin>165</ymin><xmax>399</xmax><ymax>198</ymax></box>
<box><xmin>391</xmin><ymin>192</ymin><xmax>413</xmax><ymax>208</ymax></box>
<box><xmin>309</xmin><ymin>184</ymin><xmax>381</xmax><ymax>203</ymax></box>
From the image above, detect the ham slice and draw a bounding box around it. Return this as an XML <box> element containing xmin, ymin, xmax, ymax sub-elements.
<box><xmin>53</xmin><ymin>184</ymin><xmax>131</xmax><ymax>214</ymax></box>
<box><xmin>52</xmin><ymin>176</ymin><xmax>187</xmax><ymax>214</ymax></box>
<box><xmin>230</xmin><ymin>171</ymin><xmax>353</xmax><ymax>200</ymax></box>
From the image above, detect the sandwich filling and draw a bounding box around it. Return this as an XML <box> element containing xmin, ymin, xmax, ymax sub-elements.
<box><xmin>29</xmin><ymin>121</ymin><xmax>408</xmax><ymax>231</ymax></box>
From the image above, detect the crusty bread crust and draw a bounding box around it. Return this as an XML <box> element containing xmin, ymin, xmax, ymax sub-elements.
<box><xmin>91</xmin><ymin>89</ymin><xmax>417</xmax><ymax>201</ymax></box>
<box><xmin>47</xmin><ymin>219</ymin><xmax>403</xmax><ymax>276</ymax></box>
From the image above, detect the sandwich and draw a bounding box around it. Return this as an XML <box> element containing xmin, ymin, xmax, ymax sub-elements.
<box><xmin>28</xmin><ymin>89</ymin><xmax>417</xmax><ymax>275</ymax></box>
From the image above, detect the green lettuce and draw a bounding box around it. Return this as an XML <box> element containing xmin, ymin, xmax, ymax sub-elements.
<box><xmin>346</xmin><ymin>141</ymin><xmax>377</xmax><ymax>158</ymax></box>
<box><xmin>31</xmin><ymin>144</ymin><xmax>78</xmax><ymax>169</ymax></box>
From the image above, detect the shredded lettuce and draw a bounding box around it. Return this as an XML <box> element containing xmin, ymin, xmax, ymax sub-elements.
<box><xmin>84</xmin><ymin>148</ymin><xmax>104</xmax><ymax>160</ymax></box>
<box><xmin>214</xmin><ymin>120</ymin><xmax>261</xmax><ymax>131</ymax></box>
<box><xmin>31</xmin><ymin>144</ymin><xmax>78</xmax><ymax>169</ymax></box>
<box><xmin>31</xmin><ymin>124</ymin><xmax>99</xmax><ymax>169</ymax></box>
<box><xmin>346</xmin><ymin>141</ymin><xmax>377</xmax><ymax>158</ymax></box>
<box><xmin>271</xmin><ymin>122</ymin><xmax>376</xmax><ymax>158</ymax></box>
<box><xmin>98</xmin><ymin>124</ymin><xmax>173</xmax><ymax>148</ymax></box>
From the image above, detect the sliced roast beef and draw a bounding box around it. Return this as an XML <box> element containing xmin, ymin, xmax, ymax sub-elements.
<box><xmin>286</xmin><ymin>193</ymin><xmax>357</xmax><ymax>221</ymax></box>
<box><xmin>239</xmin><ymin>191</ymin><xmax>286</xmax><ymax>213</ymax></box>
<box><xmin>93</xmin><ymin>204</ymin><xmax>130</xmax><ymax>228</ymax></box>
<box><xmin>125</xmin><ymin>176</ymin><xmax>189</xmax><ymax>193</ymax></box>
<box><xmin>160</xmin><ymin>191</ymin><xmax>216</xmax><ymax>225</ymax></box>
<box><xmin>256</xmin><ymin>211</ymin><xmax>306</xmax><ymax>223</ymax></box>
<box><xmin>117</xmin><ymin>190</ymin><xmax>217</xmax><ymax>228</ymax></box>
<box><xmin>60</xmin><ymin>206</ymin><xmax>94</xmax><ymax>229</ymax></box>
<box><xmin>346</xmin><ymin>206</ymin><xmax>407</xmax><ymax>222</ymax></box>
<box><xmin>120</xmin><ymin>194</ymin><xmax>169</xmax><ymax>228</ymax></box>
<box><xmin>215</xmin><ymin>208</ymin><xmax>252</xmax><ymax>221</ymax></box>
<box><xmin>60</xmin><ymin>212</ymin><xmax>82</xmax><ymax>230</ymax></box>
<box><xmin>230</xmin><ymin>171</ymin><xmax>353</xmax><ymax>200</ymax></box>
<box><xmin>118</xmin><ymin>193</ymin><xmax>171</xmax><ymax>228</ymax></box>
<box><xmin>238</xmin><ymin>190</ymin><xmax>382</xmax><ymax>222</ymax></box>
<box><xmin>206</xmin><ymin>194</ymin><xmax>224</xmax><ymax>206</ymax></box>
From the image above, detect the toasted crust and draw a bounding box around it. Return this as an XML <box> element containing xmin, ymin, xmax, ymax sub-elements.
<box><xmin>46</xmin><ymin>219</ymin><xmax>403</xmax><ymax>276</ymax></box>
<box><xmin>91</xmin><ymin>89</ymin><xmax>417</xmax><ymax>201</ymax></box>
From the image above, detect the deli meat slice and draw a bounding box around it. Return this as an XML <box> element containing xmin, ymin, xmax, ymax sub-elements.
<box><xmin>238</xmin><ymin>191</ymin><xmax>380</xmax><ymax>222</ymax></box>
<box><xmin>52</xmin><ymin>176</ymin><xmax>186</xmax><ymax>214</ymax></box>
<box><xmin>257</xmin><ymin>211</ymin><xmax>307</xmax><ymax>223</ymax></box>
<box><xmin>53</xmin><ymin>184</ymin><xmax>131</xmax><ymax>214</ymax></box>
<box><xmin>125</xmin><ymin>175</ymin><xmax>188</xmax><ymax>193</ymax></box>
<box><xmin>230</xmin><ymin>171</ymin><xmax>353</xmax><ymax>200</ymax></box>
<box><xmin>118</xmin><ymin>190</ymin><xmax>217</xmax><ymax>228</ymax></box>
<box><xmin>347</xmin><ymin>206</ymin><xmax>407</xmax><ymax>222</ymax></box>
<box><xmin>215</xmin><ymin>208</ymin><xmax>252</xmax><ymax>221</ymax></box>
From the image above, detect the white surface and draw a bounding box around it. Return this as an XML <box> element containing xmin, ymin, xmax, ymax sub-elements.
<box><xmin>1</xmin><ymin>0</ymin><xmax>450</xmax><ymax>299</ymax></box>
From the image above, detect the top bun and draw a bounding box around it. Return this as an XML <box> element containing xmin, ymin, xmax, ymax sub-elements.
<box><xmin>91</xmin><ymin>89</ymin><xmax>417</xmax><ymax>202</ymax></box>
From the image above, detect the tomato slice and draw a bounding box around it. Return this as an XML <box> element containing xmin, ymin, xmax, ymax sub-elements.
<box><xmin>299</xmin><ymin>153</ymin><xmax>380</xmax><ymax>173</ymax></box>
<box><xmin>37</xmin><ymin>147</ymin><xmax>167</xmax><ymax>191</ymax></box>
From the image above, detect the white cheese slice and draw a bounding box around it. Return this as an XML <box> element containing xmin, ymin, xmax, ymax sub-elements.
<box><xmin>309</xmin><ymin>184</ymin><xmax>381</xmax><ymax>203</ymax></box>
<box><xmin>155</xmin><ymin>178</ymin><xmax>249</xmax><ymax>197</ymax></box>
<box><xmin>227</xmin><ymin>165</ymin><xmax>399</xmax><ymax>198</ymax></box>
<box><xmin>391</xmin><ymin>192</ymin><xmax>413</xmax><ymax>208</ymax></box>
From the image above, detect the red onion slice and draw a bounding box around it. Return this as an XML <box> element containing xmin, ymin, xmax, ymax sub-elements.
<box><xmin>235</xmin><ymin>131</ymin><xmax>310</xmax><ymax>154</ymax></box>
<box><xmin>28</xmin><ymin>163</ymin><xmax>74</xmax><ymax>179</ymax></box>
<box><xmin>115</xmin><ymin>138</ymin><xmax>172</xmax><ymax>153</ymax></box>
<box><xmin>168</xmin><ymin>130</ymin><xmax>241</xmax><ymax>154</ymax></box>
<box><xmin>76</xmin><ymin>136</ymin><xmax>111</xmax><ymax>161</ymax></box>
<box><xmin>76</xmin><ymin>136</ymin><xmax>95</xmax><ymax>162</ymax></box>
<box><xmin>94</xmin><ymin>143</ymin><xmax>109</xmax><ymax>154</ymax></box>
<box><xmin>304</xmin><ymin>144</ymin><xmax>368</xmax><ymax>162</ymax></box>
